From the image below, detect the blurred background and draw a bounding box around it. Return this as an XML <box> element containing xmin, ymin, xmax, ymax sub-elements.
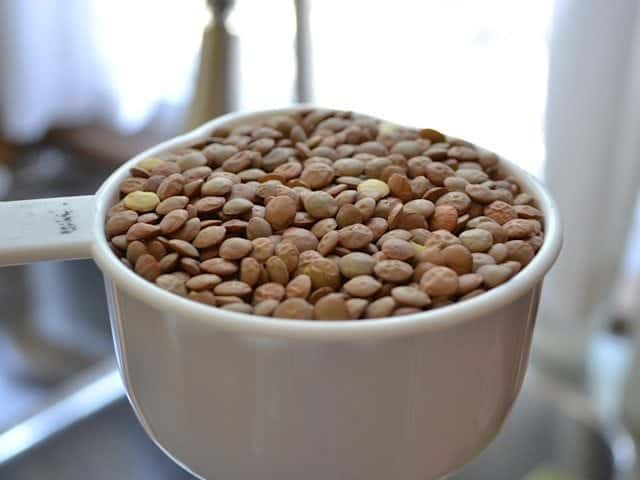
<box><xmin>0</xmin><ymin>0</ymin><xmax>639</xmax><ymax>478</ymax></box>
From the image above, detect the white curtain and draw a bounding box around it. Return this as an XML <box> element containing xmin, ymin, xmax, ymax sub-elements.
<box><xmin>0</xmin><ymin>0</ymin><xmax>207</xmax><ymax>142</ymax></box>
<box><xmin>542</xmin><ymin>0</ymin><xmax>640</xmax><ymax>333</ymax></box>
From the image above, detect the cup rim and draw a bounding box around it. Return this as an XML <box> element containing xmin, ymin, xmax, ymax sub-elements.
<box><xmin>91</xmin><ymin>105</ymin><xmax>562</xmax><ymax>340</ymax></box>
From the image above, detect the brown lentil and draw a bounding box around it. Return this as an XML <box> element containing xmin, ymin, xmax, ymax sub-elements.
<box><xmin>285</xmin><ymin>274</ymin><xmax>312</xmax><ymax>299</ymax></box>
<box><xmin>381</xmin><ymin>238</ymin><xmax>415</xmax><ymax>261</ymax></box>
<box><xmin>156</xmin><ymin>273</ymin><xmax>188</xmax><ymax>296</ymax></box>
<box><xmin>484</xmin><ymin>200</ymin><xmax>517</xmax><ymax>225</ymax></box>
<box><xmin>192</xmin><ymin>226</ymin><xmax>226</xmax><ymax>248</ymax></box>
<box><xmin>338</xmin><ymin>224</ymin><xmax>373</xmax><ymax>249</ymax></box>
<box><xmin>391</xmin><ymin>286</ymin><xmax>431</xmax><ymax>307</ymax></box>
<box><xmin>135</xmin><ymin>254</ymin><xmax>161</xmax><ymax>281</ymax></box>
<box><xmin>343</xmin><ymin>275</ymin><xmax>382</xmax><ymax>297</ymax></box>
<box><xmin>305</xmin><ymin>258</ymin><xmax>341</xmax><ymax>289</ymax></box>
<box><xmin>126</xmin><ymin>223</ymin><xmax>161</xmax><ymax>241</ymax></box>
<box><xmin>457</xmin><ymin>273</ymin><xmax>484</xmax><ymax>295</ymax></box>
<box><xmin>137</xmin><ymin>212</ymin><xmax>159</xmax><ymax>224</ymax></box>
<box><xmin>374</xmin><ymin>260</ymin><xmax>414</xmax><ymax>283</ymax></box>
<box><xmin>338</xmin><ymin>252</ymin><xmax>376</xmax><ymax>278</ymax></box>
<box><xmin>200</xmin><ymin>258</ymin><xmax>238</xmax><ymax>276</ymax></box>
<box><xmin>266</xmin><ymin>256</ymin><xmax>290</xmax><ymax>285</ymax></box>
<box><xmin>214</xmin><ymin>281</ymin><xmax>252</xmax><ymax>297</ymax></box>
<box><xmin>159</xmin><ymin>209</ymin><xmax>188</xmax><ymax>234</ymax></box>
<box><xmin>186</xmin><ymin>274</ymin><xmax>222</xmax><ymax>291</ymax></box>
<box><xmin>180</xmin><ymin>257</ymin><xmax>201</xmax><ymax>275</ymax></box>
<box><xmin>346</xmin><ymin>298</ymin><xmax>368</xmax><ymax>319</ymax></box>
<box><xmin>282</xmin><ymin>227</ymin><xmax>318</xmax><ymax>252</ymax></box>
<box><xmin>430</xmin><ymin>205</ymin><xmax>458</xmax><ymax>232</ymax></box>
<box><xmin>105</xmin><ymin>210</ymin><xmax>138</xmax><ymax>237</ymax></box>
<box><xmin>477</xmin><ymin>264</ymin><xmax>512</xmax><ymax>288</ymax></box>
<box><xmin>442</xmin><ymin>244</ymin><xmax>473</xmax><ymax>274</ymax></box>
<box><xmin>272</xmin><ymin>298</ymin><xmax>313</xmax><ymax>319</ymax></box>
<box><xmin>108</xmin><ymin>108</ymin><xmax>544</xmax><ymax>320</ymax></box>
<box><xmin>314</xmin><ymin>293</ymin><xmax>349</xmax><ymax>320</ymax></box>
<box><xmin>219</xmin><ymin>238</ymin><xmax>253</xmax><ymax>260</ymax></box>
<box><xmin>246</xmin><ymin>217</ymin><xmax>273</xmax><ymax>239</ymax></box>
<box><xmin>420</xmin><ymin>266</ymin><xmax>459</xmax><ymax>296</ymax></box>
<box><xmin>254</xmin><ymin>299</ymin><xmax>279</xmax><ymax>316</ymax></box>
<box><xmin>366</xmin><ymin>296</ymin><xmax>396</xmax><ymax>318</ymax></box>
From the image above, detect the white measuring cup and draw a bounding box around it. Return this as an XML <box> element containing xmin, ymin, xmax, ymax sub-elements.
<box><xmin>0</xmin><ymin>107</ymin><xmax>562</xmax><ymax>480</ymax></box>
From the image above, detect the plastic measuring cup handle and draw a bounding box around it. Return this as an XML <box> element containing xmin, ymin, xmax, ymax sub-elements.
<box><xmin>0</xmin><ymin>195</ymin><xmax>94</xmax><ymax>266</ymax></box>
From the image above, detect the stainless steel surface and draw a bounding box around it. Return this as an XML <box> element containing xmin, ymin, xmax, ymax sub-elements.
<box><xmin>454</xmin><ymin>369</ymin><xmax>636</xmax><ymax>480</ymax></box>
<box><xmin>0</xmin><ymin>366</ymin><xmax>633</xmax><ymax>480</ymax></box>
<box><xmin>294</xmin><ymin>0</ymin><xmax>312</xmax><ymax>103</ymax></box>
<box><xmin>0</xmin><ymin>361</ymin><xmax>191</xmax><ymax>480</ymax></box>
<box><xmin>184</xmin><ymin>0</ymin><xmax>238</xmax><ymax>130</ymax></box>
<box><xmin>207</xmin><ymin>0</ymin><xmax>235</xmax><ymax>18</ymax></box>
<box><xmin>0</xmin><ymin>362</ymin><xmax>191</xmax><ymax>480</ymax></box>
<box><xmin>0</xmin><ymin>360</ymin><xmax>121</xmax><ymax>464</ymax></box>
<box><xmin>2</xmin><ymin>148</ymin><xmax>112</xmax><ymax>377</ymax></box>
<box><xmin>0</xmin><ymin>147</ymin><xmax>112</xmax><ymax>428</ymax></box>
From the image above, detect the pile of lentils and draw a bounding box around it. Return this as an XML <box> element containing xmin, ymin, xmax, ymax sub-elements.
<box><xmin>105</xmin><ymin>109</ymin><xmax>544</xmax><ymax>320</ymax></box>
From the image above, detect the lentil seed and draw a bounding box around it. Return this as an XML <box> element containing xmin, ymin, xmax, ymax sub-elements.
<box><xmin>108</xmin><ymin>108</ymin><xmax>544</xmax><ymax>320</ymax></box>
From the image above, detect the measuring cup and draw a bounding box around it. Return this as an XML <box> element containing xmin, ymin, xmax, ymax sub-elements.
<box><xmin>0</xmin><ymin>107</ymin><xmax>562</xmax><ymax>480</ymax></box>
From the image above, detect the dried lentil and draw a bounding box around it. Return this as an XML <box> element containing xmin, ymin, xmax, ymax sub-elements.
<box><xmin>108</xmin><ymin>108</ymin><xmax>544</xmax><ymax>320</ymax></box>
